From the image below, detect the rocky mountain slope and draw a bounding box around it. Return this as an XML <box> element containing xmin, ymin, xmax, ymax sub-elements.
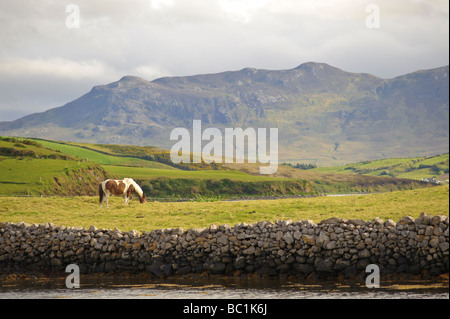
<box><xmin>1</xmin><ymin>62</ymin><xmax>448</xmax><ymax>165</ymax></box>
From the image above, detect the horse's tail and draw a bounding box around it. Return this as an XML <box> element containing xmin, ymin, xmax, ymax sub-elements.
<box><xmin>99</xmin><ymin>183</ymin><xmax>104</xmax><ymax>204</ymax></box>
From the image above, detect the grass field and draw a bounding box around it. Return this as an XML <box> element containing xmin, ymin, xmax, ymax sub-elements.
<box><xmin>311</xmin><ymin>153</ymin><xmax>449</xmax><ymax>180</ymax></box>
<box><xmin>1</xmin><ymin>137</ymin><xmax>448</xmax><ymax>233</ymax></box>
<box><xmin>0</xmin><ymin>139</ymin><xmax>72</xmax><ymax>159</ymax></box>
<box><xmin>0</xmin><ymin>137</ymin><xmax>310</xmax><ymax>198</ymax></box>
<box><xmin>103</xmin><ymin>165</ymin><xmax>289</xmax><ymax>181</ymax></box>
<box><xmin>34</xmin><ymin>139</ymin><xmax>173</xmax><ymax>169</ymax></box>
<box><xmin>1</xmin><ymin>185</ymin><xmax>448</xmax><ymax>232</ymax></box>
<box><xmin>0</xmin><ymin>158</ymin><xmax>96</xmax><ymax>195</ymax></box>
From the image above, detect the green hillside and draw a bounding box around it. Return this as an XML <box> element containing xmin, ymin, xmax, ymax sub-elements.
<box><xmin>31</xmin><ymin>138</ymin><xmax>230</xmax><ymax>171</ymax></box>
<box><xmin>0</xmin><ymin>137</ymin><xmax>109</xmax><ymax>196</ymax></box>
<box><xmin>0</xmin><ymin>136</ymin><xmax>438</xmax><ymax>198</ymax></box>
<box><xmin>32</xmin><ymin>139</ymin><xmax>174</xmax><ymax>169</ymax></box>
<box><xmin>0</xmin><ymin>137</ymin><xmax>75</xmax><ymax>160</ymax></box>
<box><xmin>311</xmin><ymin>153</ymin><xmax>449</xmax><ymax>181</ymax></box>
<box><xmin>105</xmin><ymin>165</ymin><xmax>283</xmax><ymax>181</ymax></box>
<box><xmin>0</xmin><ymin>137</ymin><xmax>312</xmax><ymax>198</ymax></box>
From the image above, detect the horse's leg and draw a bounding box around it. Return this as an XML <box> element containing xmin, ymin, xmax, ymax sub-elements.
<box><xmin>100</xmin><ymin>192</ymin><xmax>106</xmax><ymax>208</ymax></box>
<box><xmin>99</xmin><ymin>184</ymin><xmax>104</xmax><ymax>208</ymax></box>
<box><xmin>125</xmin><ymin>186</ymin><xmax>133</xmax><ymax>205</ymax></box>
<box><xmin>105</xmin><ymin>193</ymin><xmax>110</xmax><ymax>208</ymax></box>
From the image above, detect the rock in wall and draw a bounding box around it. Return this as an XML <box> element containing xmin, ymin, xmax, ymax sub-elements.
<box><xmin>0</xmin><ymin>213</ymin><xmax>448</xmax><ymax>278</ymax></box>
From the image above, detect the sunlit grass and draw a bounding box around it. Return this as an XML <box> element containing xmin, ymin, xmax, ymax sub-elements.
<box><xmin>103</xmin><ymin>165</ymin><xmax>288</xmax><ymax>181</ymax></box>
<box><xmin>1</xmin><ymin>185</ymin><xmax>447</xmax><ymax>232</ymax></box>
<box><xmin>35</xmin><ymin>139</ymin><xmax>173</xmax><ymax>168</ymax></box>
<box><xmin>312</xmin><ymin>153</ymin><xmax>449</xmax><ymax>180</ymax></box>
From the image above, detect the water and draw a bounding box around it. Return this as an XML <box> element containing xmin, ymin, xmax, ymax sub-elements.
<box><xmin>1</xmin><ymin>276</ymin><xmax>448</xmax><ymax>299</ymax></box>
<box><xmin>2</xmin><ymin>282</ymin><xmax>446</xmax><ymax>319</ymax></box>
<box><xmin>1</xmin><ymin>287</ymin><xmax>448</xmax><ymax>299</ymax></box>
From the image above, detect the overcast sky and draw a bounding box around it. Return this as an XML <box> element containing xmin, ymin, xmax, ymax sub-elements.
<box><xmin>0</xmin><ymin>0</ymin><xmax>448</xmax><ymax>122</ymax></box>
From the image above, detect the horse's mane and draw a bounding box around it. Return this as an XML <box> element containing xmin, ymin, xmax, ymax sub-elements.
<box><xmin>124</xmin><ymin>178</ymin><xmax>144</xmax><ymax>199</ymax></box>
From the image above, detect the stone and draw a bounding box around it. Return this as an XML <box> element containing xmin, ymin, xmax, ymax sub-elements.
<box><xmin>439</xmin><ymin>242</ymin><xmax>449</xmax><ymax>252</ymax></box>
<box><xmin>398</xmin><ymin>216</ymin><xmax>415</xmax><ymax>225</ymax></box>
<box><xmin>384</xmin><ymin>219</ymin><xmax>396</xmax><ymax>227</ymax></box>
<box><xmin>431</xmin><ymin>215</ymin><xmax>446</xmax><ymax>226</ymax></box>
<box><xmin>334</xmin><ymin>258</ymin><xmax>351</xmax><ymax>270</ymax></box>
<box><xmin>316</xmin><ymin>258</ymin><xmax>334</xmax><ymax>273</ymax></box>
<box><xmin>234</xmin><ymin>256</ymin><xmax>246</xmax><ymax>269</ymax></box>
<box><xmin>284</xmin><ymin>233</ymin><xmax>294</xmax><ymax>245</ymax></box>
<box><xmin>293</xmin><ymin>263</ymin><xmax>314</xmax><ymax>274</ymax></box>
<box><xmin>425</xmin><ymin>226</ymin><xmax>434</xmax><ymax>236</ymax></box>
<box><xmin>1</xmin><ymin>215</ymin><xmax>448</xmax><ymax>279</ymax></box>
<box><xmin>372</xmin><ymin>217</ymin><xmax>384</xmax><ymax>225</ymax></box>
<box><xmin>104</xmin><ymin>261</ymin><xmax>117</xmax><ymax>272</ymax></box>
<box><xmin>348</xmin><ymin>219</ymin><xmax>366</xmax><ymax>226</ymax></box>
<box><xmin>217</xmin><ymin>235</ymin><xmax>228</xmax><ymax>245</ymax></box>
<box><xmin>176</xmin><ymin>265</ymin><xmax>192</xmax><ymax>275</ymax></box>
<box><xmin>244</xmin><ymin>246</ymin><xmax>256</xmax><ymax>255</ymax></box>
<box><xmin>162</xmin><ymin>264</ymin><xmax>173</xmax><ymax>276</ymax></box>
<box><xmin>325</xmin><ymin>241</ymin><xmax>336</xmax><ymax>250</ymax></box>
<box><xmin>302</xmin><ymin>235</ymin><xmax>315</xmax><ymax>245</ymax></box>
<box><xmin>320</xmin><ymin>217</ymin><xmax>342</xmax><ymax>225</ymax></box>
<box><xmin>344</xmin><ymin>266</ymin><xmax>357</xmax><ymax>278</ymax></box>
<box><xmin>415</xmin><ymin>212</ymin><xmax>431</xmax><ymax>225</ymax></box>
<box><xmin>358</xmin><ymin>249</ymin><xmax>371</xmax><ymax>258</ymax></box>
<box><xmin>316</xmin><ymin>232</ymin><xmax>330</xmax><ymax>248</ymax></box>
<box><xmin>430</xmin><ymin>237</ymin><xmax>440</xmax><ymax>248</ymax></box>
<box><xmin>146</xmin><ymin>261</ymin><xmax>163</xmax><ymax>277</ymax></box>
<box><xmin>208</xmin><ymin>262</ymin><xmax>226</xmax><ymax>274</ymax></box>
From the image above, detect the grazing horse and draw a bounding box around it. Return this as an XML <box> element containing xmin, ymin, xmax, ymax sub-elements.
<box><xmin>99</xmin><ymin>178</ymin><xmax>146</xmax><ymax>207</ymax></box>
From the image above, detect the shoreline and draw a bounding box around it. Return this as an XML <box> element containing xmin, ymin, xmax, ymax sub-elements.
<box><xmin>1</xmin><ymin>270</ymin><xmax>448</xmax><ymax>291</ymax></box>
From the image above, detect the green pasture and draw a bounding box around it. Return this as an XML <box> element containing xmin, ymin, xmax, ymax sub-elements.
<box><xmin>0</xmin><ymin>158</ymin><xmax>94</xmax><ymax>195</ymax></box>
<box><xmin>312</xmin><ymin>153</ymin><xmax>449</xmax><ymax>180</ymax></box>
<box><xmin>103</xmin><ymin>165</ymin><xmax>289</xmax><ymax>181</ymax></box>
<box><xmin>0</xmin><ymin>185</ymin><xmax>448</xmax><ymax>232</ymax></box>
<box><xmin>0</xmin><ymin>139</ymin><xmax>69</xmax><ymax>159</ymax></box>
<box><xmin>416</xmin><ymin>154</ymin><xmax>449</xmax><ymax>166</ymax></box>
<box><xmin>32</xmin><ymin>139</ymin><xmax>173</xmax><ymax>169</ymax></box>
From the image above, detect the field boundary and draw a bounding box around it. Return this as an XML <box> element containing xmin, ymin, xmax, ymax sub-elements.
<box><xmin>1</xmin><ymin>214</ymin><xmax>448</xmax><ymax>279</ymax></box>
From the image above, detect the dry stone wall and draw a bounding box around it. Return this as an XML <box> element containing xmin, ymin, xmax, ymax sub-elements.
<box><xmin>0</xmin><ymin>213</ymin><xmax>448</xmax><ymax>277</ymax></box>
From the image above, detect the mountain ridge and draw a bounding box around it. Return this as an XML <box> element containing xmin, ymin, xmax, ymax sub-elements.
<box><xmin>1</xmin><ymin>62</ymin><xmax>448</xmax><ymax>165</ymax></box>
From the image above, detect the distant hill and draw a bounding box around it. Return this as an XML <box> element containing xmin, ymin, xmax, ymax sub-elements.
<box><xmin>0</xmin><ymin>62</ymin><xmax>448</xmax><ymax>165</ymax></box>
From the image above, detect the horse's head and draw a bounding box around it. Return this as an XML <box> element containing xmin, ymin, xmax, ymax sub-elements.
<box><xmin>140</xmin><ymin>193</ymin><xmax>147</xmax><ymax>204</ymax></box>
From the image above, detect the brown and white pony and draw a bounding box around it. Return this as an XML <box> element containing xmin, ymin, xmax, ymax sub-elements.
<box><xmin>99</xmin><ymin>178</ymin><xmax>146</xmax><ymax>207</ymax></box>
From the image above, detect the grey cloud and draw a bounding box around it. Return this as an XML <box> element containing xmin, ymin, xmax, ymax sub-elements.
<box><xmin>0</xmin><ymin>0</ymin><xmax>448</xmax><ymax>121</ymax></box>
